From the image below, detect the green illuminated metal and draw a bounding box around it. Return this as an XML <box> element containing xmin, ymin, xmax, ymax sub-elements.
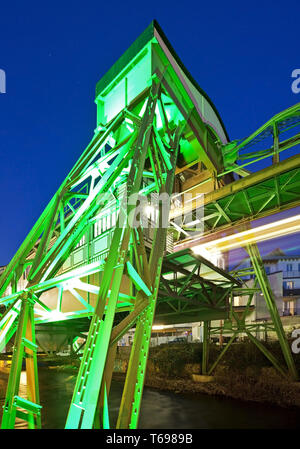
<box><xmin>1</xmin><ymin>293</ymin><xmax>41</xmax><ymax>429</ymax></box>
<box><xmin>65</xmin><ymin>80</ymin><xmax>164</xmax><ymax>429</ymax></box>
<box><xmin>202</xmin><ymin>321</ymin><xmax>210</xmax><ymax>375</ymax></box>
<box><xmin>206</xmin><ymin>259</ymin><xmax>298</xmax><ymax>380</ymax></box>
<box><xmin>246</xmin><ymin>243</ymin><xmax>298</xmax><ymax>380</ymax></box>
<box><xmin>222</xmin><ymin>103</ymin><xmax>300</xmax><ymax>176</ymax></box>
<box><xmin>117</xmin><ymin>126</ymin><xmax>181</xmax><ymax>430</ymax></box>
<box><xmin>0</xmin><ymin>19</ymin><xmax>299</xmax><ymax>430</ymax></box>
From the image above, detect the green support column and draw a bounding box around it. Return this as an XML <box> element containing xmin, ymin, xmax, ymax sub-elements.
<box><xmin>246</xmin><ymin>243</ymin><xmax>298</xmax><ymax>380</ymax></box>
<box><xmin>116</xmin><ymin>125</ymin><xmax>182</xmax><ymax>429</ymax></box>
<box><xmin>208</xmin><ymin>331</ymin><xmax>238</xmax><ymax>376</ymax></box>
<box><xmin>202</xmin><ymin>321</ymin><xmax>210</xmax><ymax>375</ymax></box>
<box><xmin>1</xmin><ymin>293</ymin><xmax>41</xmax><ymax>429</ymax></box>
<box><xmin>1</xmin><ymin>20</ymin><xmax>299</xmax><ymax>431</ymax></box>
<box><xmin>65</xmin><ymin>81</ymin><xmax>163</xmax><ymax>429</ymax></box>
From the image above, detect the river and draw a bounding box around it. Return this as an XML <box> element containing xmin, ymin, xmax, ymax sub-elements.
<box><xmin>0</xmin><ymin>367</ymin><xmax>299</xmax><ymax>429</ymax></box>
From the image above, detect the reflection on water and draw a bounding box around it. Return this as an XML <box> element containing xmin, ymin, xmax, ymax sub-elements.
<box><xmin>0</xmin><ymin>367</ymin><xmax>299</xmax><ymax>429</ymax></box>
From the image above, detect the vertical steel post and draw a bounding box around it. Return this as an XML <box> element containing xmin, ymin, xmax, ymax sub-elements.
<box><xmin>65</xmin><ymin>82</ymin><xmax>161</xmax><ymax>429</ymax></box>
<box><xmin>246</xmin><ymin>243</ymin><xmax>298</xmax><ymax>380</ymax></box>
<box><xmin>116</xmin><ymin>127</ymin><xmax>182</xmax><ymax>429</ymax></box>
<box><xmin>1</xmin><ymin>294</ymin><xmax>41</xmax><ymax>429</ymax></box>
<box><xmin>272</xmin><ymin>123</ymin><xmax>279</xmax><ymax>164</ymax></box>
<box><xmin>202</xmin><ymin>320</ymin><xmax>210</xmax><ymax>375</ymax></box>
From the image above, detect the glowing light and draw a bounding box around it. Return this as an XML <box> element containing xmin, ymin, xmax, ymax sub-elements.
<box><xmin>47</xmin><ymin>310</ymin><xmax>65</xmax><ymax>322</ymax></box>
<box><xmin>192</xmin><ymin>214</ymin><xmax>300</xmax><ymax>254</ymax></box>
<box><xmin>193</xmin><ymin>245</ymin><xmax>221</xmax><ymax>266</ymax></box>
<box><xmin>20</xmin><ymin>371</ymin><xmax>27</xmax><ymax>385</ymax></box>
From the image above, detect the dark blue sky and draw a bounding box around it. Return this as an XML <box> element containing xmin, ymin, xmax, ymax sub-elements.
<box><xmin>0</xmin><ymin>0</ymin><xmax>299</xmax><ymax>265</ymax></box>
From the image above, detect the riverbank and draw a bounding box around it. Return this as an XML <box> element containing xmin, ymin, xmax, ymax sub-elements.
<box><xmin>1</xmin><ymin>340</ymin><xmax>299</xmax><ymax>411</ymax></box>
<box><xmin>111</xmin><ymin>367</ymin><xmax>300</xmax><ymax>409</ymax></box>
<box><xmin>113</xmin><ymin>341</ymin><xmax>300</xmax><ymax>409</ymax></box>
<box><xmin>2</xmin><ymin>366</ymin><xmax>300</xmax><ymax>429</ymax></box>
<box><xmin>3</xmin><ymin>361</ymin><xmax>298</xmax><ymax>411</ymax></box>
<box><xmin>38</xmin><ymin>356</ymin><xmax>300</xmax><ymax>410</ymax></box>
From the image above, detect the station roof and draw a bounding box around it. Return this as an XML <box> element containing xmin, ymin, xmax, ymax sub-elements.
<box><xmin>95</xmin><ymin>19</ymin><xmax>229</xmax><ymax>142</ymax></box>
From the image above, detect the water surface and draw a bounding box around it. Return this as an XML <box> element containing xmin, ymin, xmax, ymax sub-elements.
<box><xmin>0</xmin><ymin>368</ymin><xmax>299</xmax><ymax>429</ymax></box>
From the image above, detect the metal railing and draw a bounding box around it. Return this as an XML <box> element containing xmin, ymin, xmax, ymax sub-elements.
<box><xmin>283</xmin><ymin>288</ymin><xmax>300</xmax><ymax>297</ymax></box>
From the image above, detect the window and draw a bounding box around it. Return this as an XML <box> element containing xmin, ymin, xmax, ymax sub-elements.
<box><xmin>75</xmin><ymin>235</ymin><xmax>86</xmax><ymax>248</ymax></box>
<box><xmin>287</xmin><ymin>263</ymin><xmax>293</xmax><ymax>272</ymax></box>
<box><xmin>283</xmin><ymin>281</ymin><xmax>294</xmax><ymax>290</ymax></box>
<box><xmin>298</xmin><ymin>263</ymin><xmax>300</xmax><ymax>272</ymax></box>
<box><xmin>94</xmin><ymin>220</ymin><xmax>102</xmax><ymax>238</ymax></box>
<box><xmin>102</xmin><ymin>216</ymin><xmax>107</xmax><ymax>232</ymax></box>
<box><xmin>283</xmin><ymin>301</ymin><xmax>290</xmax><ymax>314</ymax></box>
<box><xmin>111</xmin><ymin>211</ymin><xmax>117</xmax><ymax>227</ymax></box>
<box><xmin>106</xmin><ymin>215</ymin><xmax>110</xmax><ymax>230</ymax></box>
<box><xmin>94</xmin><ymin>211</ymin><xmax>117</xmax><ymax>238</ymax></box>
<box><xmin>265</xmin><ymin>266</ymin><xmax>270</xmax><ymax>274</ymax></box>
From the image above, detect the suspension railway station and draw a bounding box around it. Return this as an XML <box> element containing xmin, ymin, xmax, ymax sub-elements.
<box><xmin>0</xmin><ymin>20</ymin><xmax>299</xmax><ymax>429</ymax></box>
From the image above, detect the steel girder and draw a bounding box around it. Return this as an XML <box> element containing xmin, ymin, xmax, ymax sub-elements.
<box><xmin>1</xmin><ymin>293</ymin><xmax>41</xmax><ymax>429</ymax></box>
<box><xmin>155</xmin><ymin>249</ymin><xmax>240</xmax><ymax>325</ymax></box>
<box><xmin>0</xmin><ymin>74</ymin><xmax>190</xmax><ymax>429</ymax></box>
<box><xmin>222</xmin><ymin>102</ymin><xmax>300</xmax><ymax>175</ymax></box>
<box><xmin>0</xmin><ymin>19</ymin><xmax>299</xmax><ymax>430</ymax></box>
<box><xmin>174</xmin><ymin>153</ymin><xmax>300</xmax><ymax>247</ymax></box>
<box><xmin>206</xmin><ymin>251</ymin><xmax>298</xmax><ymax>380</ymax></box>
<box><xmin>65</xmin><ymin>79</ymin><xmax>176</xmax><ymax>429</ymax></box>
<box><xmin>246</xmin><ymin>243</ymin><xmax>298</xmax><ymax>379</ymax></box>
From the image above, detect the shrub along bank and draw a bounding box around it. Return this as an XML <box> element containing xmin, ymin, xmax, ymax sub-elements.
<box><xmin>113</xmin><ymin>341</ymin><xmax>300</xmax><ymax>408</ymax></box>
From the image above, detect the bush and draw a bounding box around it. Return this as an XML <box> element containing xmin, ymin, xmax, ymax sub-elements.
<box><xmin>149</xmin><ymin>343</ymin><xmax>201</xmax><ymax>378</ymax></box>
<box><xmin>147</xmin><ymin>339</ymin><xmax>299</xmax><ymax>379</ymax></box>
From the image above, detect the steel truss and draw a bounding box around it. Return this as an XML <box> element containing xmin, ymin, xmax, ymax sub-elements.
<box><xmin>1</xmin><ymin>293</ymin><xmax>41</xmax><ymax>429</ymax></box>
<box><xmin>0</xmin><ymin>76</ymin><xmax>190</xmax><ymax>428</ymax></box>
<box><xmin>155</xmin><ymin>249</ymin><xmax>240</xmax><ymax>325</ymax></box>
<box><xmin>172</xmin><ymin>104</ymin><xmax>300</xmax><ymax>243</ymax></box>
<box><xmin>0</xmin><ymin>20</ymin><xmax>298</xmax><ymax>430</ymax></box>
<box><xmin>206</xmin><ymin>243</ymin><xmax>298</xmax><ymax>379</ymax></box>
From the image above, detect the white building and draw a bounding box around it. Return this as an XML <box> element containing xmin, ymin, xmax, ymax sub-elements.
<box><xmin>230</xmin><ymin>249</ymin><xmax>300</xmax><ymax>339</ymax></box>
<box><xmin>262</xmin><ymin>250</ymin><xmax>300</xmax><ymax>317</ymax></box>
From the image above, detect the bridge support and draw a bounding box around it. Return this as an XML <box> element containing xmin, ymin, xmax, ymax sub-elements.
<box><xmin>246</xmin><ymin>243</ymin><xmax>298</xmax><ymax>380</ymax></box>
<box><xmin>1</xmin><ymin>293</ymin><xmax>41</xmax><ymax>429</ymax></box>
<box><xmin>65</xmin><ymin>79</ymin><xmax>184</xmax><ymax>429</ymax></box>
<box><xmin>206</xmin><ymin>244</ymin><xmax>298</xmax><ymax>381</ymax></box>
<box><xmin>0</xmin><ymin>20</ymin><xmax>299</xmax><ymax>430</ymax></box>
<box><xmin>202</xmin><ymin>321</ymin><xmax>210</xmax><ymax>375</ymax></box>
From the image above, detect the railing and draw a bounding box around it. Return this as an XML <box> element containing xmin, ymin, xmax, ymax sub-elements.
<box><xmin>283</xmin><ymin>288</ymin><xmax>300</xmax><ymax>297</ymax></box>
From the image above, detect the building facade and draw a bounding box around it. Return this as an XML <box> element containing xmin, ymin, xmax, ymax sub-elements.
<box><xmin>263</xmin><ymin>251</ymin><xmax>300</xmax><ymax>317</ymax></box>
<box><xmin>230</xmin><ymin>250</ymin><xmax>300</xmax><ymax>340</ymax></box>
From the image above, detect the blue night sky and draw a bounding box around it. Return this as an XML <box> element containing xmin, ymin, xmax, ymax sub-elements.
<box><xmin>0</xmin><ymin>0</ymin><xmax>299</xmax><ymax>265</ymax></box>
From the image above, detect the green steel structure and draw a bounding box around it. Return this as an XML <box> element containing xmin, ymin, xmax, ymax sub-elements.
<box><xmin>155</xmin><ymin>249</ymin><xmax>241</xmax><ymax>325</ymax></box>
<box><xmin>0</xmin><ymin>20</ymin><xmax>299</xmax><ymax>429</ymax></box>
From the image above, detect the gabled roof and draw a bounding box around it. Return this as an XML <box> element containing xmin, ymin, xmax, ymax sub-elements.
<box><xmin>95</xmin><ymin>19</ymin><xmax>229</xmax><ymax>142</ymax></box>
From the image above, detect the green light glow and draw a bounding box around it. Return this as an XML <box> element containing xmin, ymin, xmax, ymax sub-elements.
<box><xmin>0</xmin><ymin>19</ymin><xmax>299</xmax><ymax>430</ymax></box>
